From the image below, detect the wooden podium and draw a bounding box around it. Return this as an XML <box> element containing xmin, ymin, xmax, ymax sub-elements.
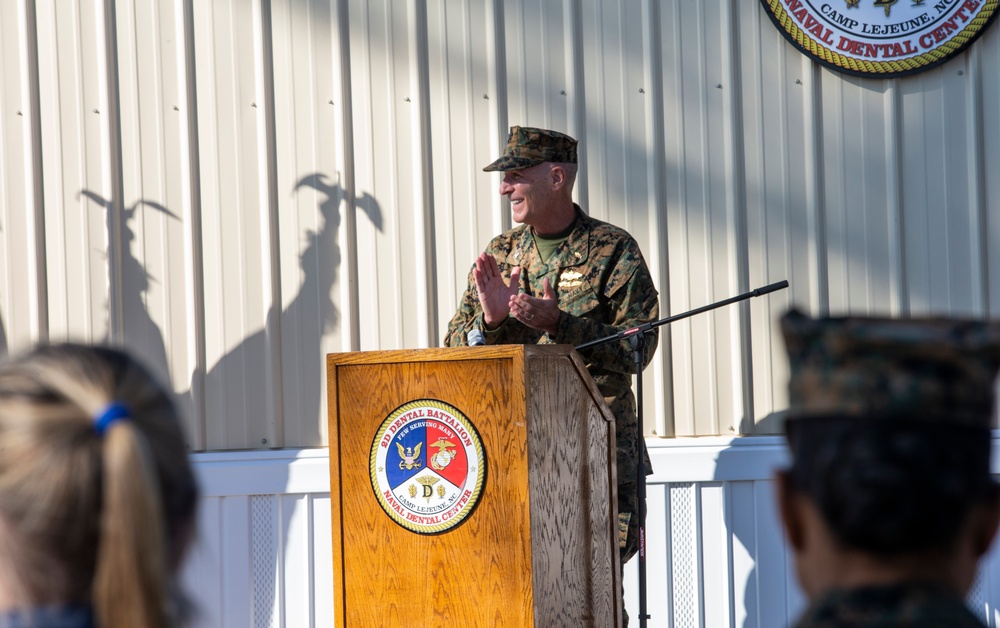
<box><xmin>326</xmin><ymin>344</ymin><xmax>622</xmax><ymax>627</ymax></box>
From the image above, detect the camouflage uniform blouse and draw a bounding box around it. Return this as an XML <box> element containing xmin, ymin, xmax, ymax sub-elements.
<box><xmin>794</xmin><ymin>583</ymin><xmax>986</xmax><ymax>627</ymax></box>
<box><xmin>444</xmin><ymin>206</ymin><xmax>660</xmax><ymax>483</ymax></box>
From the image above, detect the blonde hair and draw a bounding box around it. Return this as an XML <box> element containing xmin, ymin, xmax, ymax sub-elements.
<box><xmin>0</xmin><ymin>344</ymin><xmax>198</xmax><ymax>627</ymax></box>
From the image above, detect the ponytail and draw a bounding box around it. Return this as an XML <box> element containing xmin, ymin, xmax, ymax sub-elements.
<box><xmin>94</xmin><ymin>417</ymin><xmax>170</xmax><ymax>628</ymax></box>
<box><xmin>0</xmin><ymin>344</ymin><xmax>197</xmax><ymax>627</ymax></box>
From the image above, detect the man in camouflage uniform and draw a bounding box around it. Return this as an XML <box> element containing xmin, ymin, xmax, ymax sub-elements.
<box><xmin>444</xmin><ymin>126</ymin><xmax>659</xmax><ymax>624</ymax></box>
<box><xmin>777</xmin><ymin>309</ymin><xmax>1000</xmax><ymax>627</ymax></box>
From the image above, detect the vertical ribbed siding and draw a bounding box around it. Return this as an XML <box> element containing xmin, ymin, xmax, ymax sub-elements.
<box><xmin>332</xmin><ymin>0</ymin><xmax>360</xmax><ymax>356</ymax></box>
<box><xmin>34</xmin><ymin>0</ymin><xmax>109</xmax><ymax>344</ymax></box>
<box><xmin>194</xmin><ymin>0</ymin><xmax>270</xmax><ymax>449</ymax></box>
<box><xmin>721</xmin><ymin>0</ymin><xmax>752</xmax><ymax>437</ymax></box>
<box><xmin>884</xmin><ymin>80</ymin><xmax>907</xmax><ymax>316</ymax></box>
<box><xmin>175</xmin><ymin>0</ymin><xmax>207</xmax><ymax>450</ymax></box>
<box><xmin>270</xmin><ymin>0</ymin><xmax>345</xmax><ymax>447</ymax></box>
<box><xmin>640</xmin><ymin>0</ymin><xmax>672</xmax><ymax>437</ymax></box>
<box><xmin>426</xmin><ymin>0</ymin><xmax>497</xmax><ymax>333</ymax></box>
<box><xmin>0</xmin><ymin>0</ymin><xmax>47</xmax><ymax>354</ymax></box>
<box><xmin>982</xmin><ymin>18</ymin><xmax>1000</xmax><ymax>316</ymax></box>
<box><xmin>251</xmin><ymin>0</ymin><xmax>284</xmax><ymax>448</ymax></box>
<box><xmin>408</xmin><ymin>0</ymin><xmax>435</xmax><ymax>348</ymax></box>
<box><xmin>97</xmin><ymin>0</ymin><xmax>125</xmax><ymax>344</ymax></box>
<box><xmin>114</xmin><ymin>0</ymin><xmax>194</xmax><ymax>419</ymax></box>
<box><xmin>22</xmin><ymin>0</ymin><xmax>48</xmax><ymax>348</ymax></box>
<box><xmin>1</xmin><ymin>1</ymin><xmax>999</xmax><ymax>447</ymax></box>
<box><xmin>966</xmin><ymin>45</ymin><xmax>989</xmax><ymax>316</ymax></box>
<box><xmin>485</xmin><ymin>0</ymin><xmax>508</xmax><ymax>236</ymax></box>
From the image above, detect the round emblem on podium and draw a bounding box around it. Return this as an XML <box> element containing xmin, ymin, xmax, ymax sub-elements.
<box><xmin>370</xmin><ymin>399</ymin><xmax>486</xmax><ymax>534</ymax></box>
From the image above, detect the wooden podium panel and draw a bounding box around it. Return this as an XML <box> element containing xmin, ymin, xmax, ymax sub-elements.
<box><xmin>326</xmin><ymin>345</ymin><xmax>620</xmax><ymax>627</ymax></box>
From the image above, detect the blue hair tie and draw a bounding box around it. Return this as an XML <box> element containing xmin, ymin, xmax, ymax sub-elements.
<box><xmin>94</xmin><ymin>402</ymin><xmax>130</xmax><ymax>436</ymax></box>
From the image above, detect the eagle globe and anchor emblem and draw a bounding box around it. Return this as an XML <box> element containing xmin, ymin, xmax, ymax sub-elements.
<box><xmin>370</xmin><ymin>399</ymin><xmax>486</xmax><ymax>534</ymax></box>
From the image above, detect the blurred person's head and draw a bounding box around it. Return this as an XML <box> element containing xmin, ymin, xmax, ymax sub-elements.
<box><xmin>0</xmin><ymin>343</ymin><xmax>198</xmax><ymax>627</ymax></box>
<box><xmin>776</xmin><ymin>309</ymin><xmax>1000</xmax><ymax>599</ymax></box>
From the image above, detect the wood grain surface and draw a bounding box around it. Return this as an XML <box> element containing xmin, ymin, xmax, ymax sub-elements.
<box><xmin>525</xmin><ymin>351</ymin><xmax>618</xmax><ymax>626</ymax></box>
<box><xmin>326</xmin><ymin>345</ymin><xmax>620</xmax><ymax>627</ymax></box>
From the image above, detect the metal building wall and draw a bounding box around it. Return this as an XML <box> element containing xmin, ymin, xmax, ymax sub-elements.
<box><xmin>1</xmin><ymin>0</ymin><xmax>999</xmax><ymax>450</ymax></box>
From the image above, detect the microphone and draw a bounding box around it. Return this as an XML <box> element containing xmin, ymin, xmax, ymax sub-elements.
<box><xmin>467</xmin><ymin>329</ymin><xmax>486</xmax><ymax>346</ymax></box>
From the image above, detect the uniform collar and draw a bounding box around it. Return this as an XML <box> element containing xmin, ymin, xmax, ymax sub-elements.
<box><xmin>526</xmin><ymin>205</ymin><xmax>590</xmax><ymax>270</ymax></box>
<box><xmin>796</xmin><ymin>582</ymin><xmax>975</xmax><ymax>628</ymax></box>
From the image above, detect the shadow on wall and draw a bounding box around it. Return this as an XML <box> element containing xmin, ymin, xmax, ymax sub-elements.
<box><xmin>84</xmin><ymin>174</ymin><xmax>382</xmax><ymax>449</ymax></box>
<box><xmin>84</xmin><ymin>175</ymin><xmax>383</xmax><ymax>625</ymax></box>
<box><xmin>81</xmin><ymin>191</ymin><xmax>176</xmax><ymax>392</ymax></box>
<box><xmin>750</xmin><ymin>411</ymin><xmax>787</xmax><ymax>436</ymax></box>
<box><xmin>195</xmin><ymin>173</ymin><xmax>382</xmax><ymax>449</ymax></box>
<box><xmin>281</xmin><ymin>173</ymin><xmax>382</xmax><ymax>442</ymax></box>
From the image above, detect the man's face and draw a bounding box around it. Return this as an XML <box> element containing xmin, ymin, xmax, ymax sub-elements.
<box><xmin>498</xmin><ymin>163</ymin><xmax>554</xmax><ymax>226</ymax></box>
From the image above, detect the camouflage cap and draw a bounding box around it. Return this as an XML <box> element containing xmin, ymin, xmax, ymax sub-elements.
<box><xmin>482</xmin><ymin>126</ymin><xmax>578</xmax><ymax>172</ymax></box>
<box><xmin>781</xmin><ymin>308</ymin><xmax>1000</xmax><ymax>428</ymax></box>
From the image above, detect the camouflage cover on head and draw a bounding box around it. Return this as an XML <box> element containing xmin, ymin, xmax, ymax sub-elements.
<box><xmin>482</xmin><ymin>125</ymin><xmax>578</xmax><ymax>172</ymax></box>
<box><xmin>781</xmin><ymin>308</ymin><xmax>1000</xmax><ymax>428</ymax></box>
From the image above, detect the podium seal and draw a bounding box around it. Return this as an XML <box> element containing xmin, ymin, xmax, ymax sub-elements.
<box><xmin>370</xmin><ymin>399</ymin><xmax>486</xmax><ymax>534</ymax></box>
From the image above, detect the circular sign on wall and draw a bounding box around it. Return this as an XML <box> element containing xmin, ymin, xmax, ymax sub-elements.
<box><xmin>760</xmin><ymin>0</ymin><xmax>1000</xmax><ymax>78</ymax></box>
<box><xmin>370</xmin><ymin>399</ymin><xmax>486</xmax><ymax>534</ymax></box>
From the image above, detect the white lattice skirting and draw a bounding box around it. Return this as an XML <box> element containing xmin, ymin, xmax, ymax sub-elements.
<box><xmin>181</xmin><ymin>436</ymin><xmax>1000</xmax><ymax>628</ymax></box>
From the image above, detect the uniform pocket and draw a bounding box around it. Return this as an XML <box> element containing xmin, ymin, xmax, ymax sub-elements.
<box><xmin>558</xmin><ymin>280</ymin><xmax>600</xmax><ymax>317</ymax></box>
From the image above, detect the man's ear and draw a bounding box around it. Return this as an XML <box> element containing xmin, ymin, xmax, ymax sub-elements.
<box><xmin>776</xmin><ymin>470</ymin><xmax>806</xmax><ymax>551</ymax></box>
<box><xmin>548</xmin><ymin>164</ymin><xmax>566</xmax><ymax>190</ymax></box>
